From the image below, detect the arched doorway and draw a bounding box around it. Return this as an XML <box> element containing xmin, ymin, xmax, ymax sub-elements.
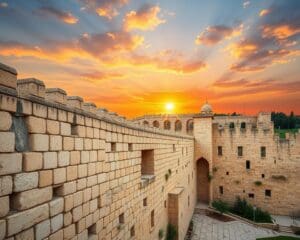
<box><xmin>197</xmin><ymin>158</ymin><xmax>209</xmax><ymax>203</ymax></box>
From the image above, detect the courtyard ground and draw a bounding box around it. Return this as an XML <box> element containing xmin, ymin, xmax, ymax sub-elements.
<box><xmin>190</xmin><ymin>213</ymin><xmax>299</xmax><ymax>240</ymax></box>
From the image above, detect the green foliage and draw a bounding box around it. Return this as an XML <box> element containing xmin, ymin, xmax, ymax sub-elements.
<box><xmin>212</xmin><ymin>200</ymin><xmax>229</xmax><ymax>214</ymax></box>
<box><xmin>254</xmin><ymin>181</ymin><xmax>262</xmax><ymax>186</ymax></box>
<box><xmin>166</xmin><ymin>224</ymin><xmax>177</xmax><ymax>240</ymax></box>
<box><xmin>271</xmin><ymin>111</ymin><xmax>300</xmax><ymax>130</ymax></box>
<box><xmin>231</xmin><ymin>197</ymin><xmax>272</xmax><ymax>223</ymax></box>
<box><xmin>158</xmin><ymin>229</ymin><xmax>164</xmax><ymax>239</ymax></box>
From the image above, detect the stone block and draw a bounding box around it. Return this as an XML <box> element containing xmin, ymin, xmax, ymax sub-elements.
<box><xmin>49</xmin><ymin>229</ymin><xmax>63</xmax><ymax>240</ymax></box>
<box><xmin>0</xmin><ymin>132</ymin><xmax>15</xmax><ymax>152</ymax></box>
<box><xmin>45</xmin><ymin>88</ymin><xmax>67</xmax><ymax>104</ymax></box>
<box><xmin>7</xmin><ymin>203</ymin><xmax>49</xmax><ymax>236</ymax></box>
<box><xmin>44</xmin><ymin>151</ymin><xmax>57</xmax><ymax>169</ymax></box>
<box><xmin>50</xmin><ymin>135</ymin><xmax>62</xmax><ymax>151</ymax></box>
<box><xmin>49</xmin><ymin>197</ymin><xmax>64</xmax><ymax>217</ymax></box>
<box><xmin>76</xmin><ymin>218</ymin><xmax>86</xmax><ymax>233</ymax></box>
<box><xmin>78</xmin><ymin>164</ymin><xmax>88</xmax><ymax>178</ymax></box>
<box><xmin>23</xmin><ymin>152</ymin><xmax>43</xmax><ymax>171</ymax></box>
<box><xmin>0</xmin><ymin>175</ymin><xmax>12</xmax><ymax>196</ymax></box>
<box><xmin>75</xmin><ymin>138</ymin><xmax>84</xmax><ymax>150</ymax></box>
<box><xmin>47</xmin><ymin>107</ymin><xmax>57</xmax><ymax>120</ymax></box>
<box><xmin>46</xmin><ymin>119</ymin><xmax>59</xmax><ymax>134</ymax></box>
<box><xmin>83</xmin><ymin>102</ymin><xmax>97</xmax><ymax>113</ymax></box>
<box><xmin>63</xmin><ymin>224</ymin><xmax>75</xmax><ymax>239</ymax></box>
<box><xmin>39</xmin><ymin>170</ymin><xmax>53</xmax><ymax>187</ymax></box>
<box><xmin>0</xmin><ymin>220</ymin><xmax>6</xmax><ymax>240</ymax></box>
<box><xmin>63</xmin><ymin>137</ymin><xmax>74</xmax><ymax>150</ymax></box>
<box><xmin>0</xmin><ymin>62</ymin><xmax>17</xmax><ymax>89</ymax></box>
<box><xmin>35</xmin><ymin>219</ymin><xmax>50</xmax><ymax>240</ymax></box>
<box><xmin>0</xmin><ymin>196</ymin><xmax>9</xmax><ymax>217</ymax></box>
<box><xmin>60</xmin><ymin>122</ymin><xmax>71</xmax><ymax>136</ymax></box>
<box><xmin>0</xmin><ymin>94</ymin><xmax>17</xmax><ymax>112</ymax></box>
<box><xmin>0</xmin><ymin>111</ymin><xmax>12</xmax><ymax>130</ymax></box>
<box><xmin>25</xmin><ymin>116</ymin><xmax>46</xmax><ymax>133</ymax></box>
<box><xmin>72</xmin><ymin>205</ymin><xmax>83</xmax><ymax>222</ymax></box>
<box><xmin>67</xmin><ymin>165</ymin><xmax>78</xmax><ymax>181</ymax></box>
<box><xmin>70</xmin><ymin>151</ymin><xmax>80</xmax><ymax>165</ymax></box>
<box><xmin>58</xmin><ymin>151</ymin><xmax>69</xmax><ymax>167</ymax></box>
<box><xmin>13</xmin><ymin>172</ymin><xmax>38</xmax><ymax>192</ymax></box>
<box><xmin>12</xmin><ymin>187</ymin><xmax>52</xmax><ymax>210</ymax></box>
<box><xmin>51</xmin><ymin>213</ymin><xmax>63</xmax><ymax>233</ymax></box>
<box><xmin>55</xmin><ymin>181</ymin><xmax>76</xmax><ymax>196</ymax></box>
<box><xmin>67</xmin><ymin>96</ymin><xmax>83</xmax><ymax>109</ymax></box>
<box><xmin>15</xmin><ymin>228</ymin><xmax>34</xmax><ymax>240</ymax></box>
<box><xmin>29</xmin><ymin>134</ymin><xmax>49</xmax><ymax>151</ymax></box>
<box><xmin>53</xmin><ymin>168</ymin><xmax>66</xmax><ymax>184</ymax></box>
<box><xmin>0</xmin><ymin>153</ymin><xmax>22</xmax><ymax>176</ymax></box>
<box><xmin>64</xmin><ymin>212</ymin><xmax>72</xmax><ymax>226</ymax></box>
<box><xmin>32</xmin><ymin>103</ymin><xmax>47</xmax><ymax>118</ymax></box>
<box><xmin>17</xmin><ymin>78</ymin><xmax>45</xmax><ymax>98</ymax></box>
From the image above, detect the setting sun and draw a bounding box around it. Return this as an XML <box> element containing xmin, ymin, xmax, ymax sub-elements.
<box><xmin>165</xmin><ymin>102</ymin><xmax>175</xmax><ymax>111</ymax></box>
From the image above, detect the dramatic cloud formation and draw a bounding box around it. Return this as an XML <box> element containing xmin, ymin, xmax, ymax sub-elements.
<box><xmin>0</xmin><ymin>2</ymin><xmax>7</xmax><ymax>8</ymax></box>
<box><xmin>79</xmin><ymin>0</ymin><xmax>128</xmax><ymax>19</ymax></box>
<box><xmin>259</xmin><ymin>9</ymin><xmax>270</xmax><ymax>17</ymax></box>
<box><xmin>195</xmin><ymin>25</ymin><xmax>242</xmax><ymax>45</ymax></box>
<box><xmin>35</xmin><ymin>7</ymin><xmax>78</xmax><ymax>24</ymax></box>
<box><xmin>123</xmin><ymin>4</ymin><xmax>165</xmax><ymax>31</ymax></box>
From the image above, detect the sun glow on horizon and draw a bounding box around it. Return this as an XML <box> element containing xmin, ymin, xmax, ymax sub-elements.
<box><xmin>165</xmin><ymin>102</ymin><xmax>175</xmax><ymax>112</ymax></box>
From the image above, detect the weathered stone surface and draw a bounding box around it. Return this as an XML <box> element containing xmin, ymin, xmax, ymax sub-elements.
<box><xmin>58</xmin><ymin>151</ymin><xmax>69</xmax><ymax>167</ymax></box>
<box><xmin>53</xmin><ymin>168</ymin><xmax>66</xmax><ymax>184</ymax></box>
<box><xmin>17</xmin><ymin>78</ymin><xmax>45</xmax><ymax>98</ymax></box>
<box><xmin>0</xmin><ymin>219</ymin><xmax>6</xmax><ymax>240</ymax></box>
<box><xmin>0</xmin><ymin>175</ymin><xmax>12</xmax><ymax>196</ymax></box>
<box><xmin>25</xmin><ymin>116</ymin><xmax>46</xmax><ymax>133</ymax></box>
<box><xmin>46</xmin><ymin>119</ymin><xmax>60</xmax><ymax>134</ymax></box>
<box><xmin>14</xmin><ymin>228</ymin><xmax>34</xmax><ymax>240</ymax></box>
<box><xmin>12</xmin><ymin>187</ymin><xmax>52</xmax><ymax>210</ymax></box>
<box><xmin>23</xmin><ymin>152</ymin><xmax>43</xmax><ymax>171</ymax></box>
<box><xmin>39</xmin><ymin>170</ymin><xmax>53</xmax><ymax>187</ymax></box>
<box><xmin>49</xmin><ymin>197</ymin><xmax>64</xmax><ymax>217</ymax></box>
<box><xmin>60</xmin><ymin>122</ymin><xmax>71</xmax><ymax>136</ymax></box>
<box><xmin>49</xmin><ymin>229</ymin><xmax>63</xmax><ymax>240</ymax></box>
<box><xmin>45</xmin><ymin>88</ymin><xmax>67</xmax><ymax>105</ymax></box>
<box><xmin>0</xmin><ymin>94</ymin><xmax>17</xmax><ymax>112</ymax></box>
<box><xmin>0</xmin><ymin>196</ymin><xmax>9</xmax><ymax>217</ymax></box>
<box><xmin>43</xmin><ymin>151</ymin><xmax>57</xmax><ymax>169</ymax></box>
<box><xmin>0</xmin><ymin>111</ymin><xmax>12</xmax><ymax>130</ymax></box>
<box><xmin>0</xmin><ymin>132</ymin><xmax>15</xmax><ymax>152</ymax></box>
<box><xmin>0</xmin><ymin>153</ymin><xmax>22</xmax><ymax>176</ymax></box>
<box><xmin>13</xmin><ymin>172</ymin><xmax>38</xmax><ymax>192</ymax></box>
<box><xmin>50</xmin><ymin>213</ymin><xmax>63</xmax><ymax>233</ymax></box>
<box><xmin>0</xmin><ymin>62</ymin><xmax>17</xmax><ymax>89</ymax></box>
<box><xmin>63</xmin><ymin>224</ymin><xmax>75</xmax><ymax>239</ymax></box>
<box><xmin>29</xmin><ymin>134</ymin><xmax>49</xmax><ymax>151</ymax></box>
<box><xmin>7</xmin><ymin>203</ymin><xmax>49</xmax><ymax>236</ymax></box>
<box><xmin>35</xmin><ymin>219</ymin><xmax>50</xmax><ymax>240</ymax></box>
<box><xmin>50</xmin><ymin>135</ymin><xmax>62</xmax><ymax>151</ymax></box>
<box><xmin>67</xmin><ymin>96</ymin><xmax>83</xmax><ymax>109</ymax></box>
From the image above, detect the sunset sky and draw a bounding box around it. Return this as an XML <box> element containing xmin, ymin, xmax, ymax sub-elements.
<box><xmin>0</xmin><ymin>0</ymin><xmax>299</xmax><ymax>117</ymax></box>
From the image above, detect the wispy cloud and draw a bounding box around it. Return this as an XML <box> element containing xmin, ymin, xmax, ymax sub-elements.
<box><xmin>123</xmin><ymin>4</ymin><xmax>166</xmax><ymax>31</ymax></box>
<box><xmin>195</xmin><ymin>24</ymin><xmax>242</xmax><ymax>45</ymax></box>
<box><xmin>34</xmin><ymin>6</ymin><xmax>78</xmax><ymax>24</ymax></box>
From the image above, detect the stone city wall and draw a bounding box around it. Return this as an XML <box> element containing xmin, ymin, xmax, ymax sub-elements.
<box><xmin>0</xmin><ymin>62</ymin><xmax>196</xmax><ymax>240</ymax></box>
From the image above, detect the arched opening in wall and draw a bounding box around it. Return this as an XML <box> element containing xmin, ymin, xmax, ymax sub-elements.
<box><xmin>196</xmin><ymin>158</ymin><xmax>210</xmax><ymax>203</ymax></box>
<box><xmin>175</xmin><ymin>120</ymin><xmax>182</xmax><ymax>132</ymax></box>
<box><xmin>241</xmin><ymin>122</ymin><xmax>246</xmax><ymax>129</ymax></box>
<box><xmin>143</xmin><ymin>120</ymin><xmax>149</xmax><ymax>127</ymax></box>
<box><xmin>153</xmin><ymin>120</ymin><xmax>159</xmax><ymax>128</ymax></box>
<box><xmin>229</xmin><ymin>122</ymin><xmax>235</xmax><ymax>129</ymax></box>
<box><xmin>164</xmin><ymin>120</ymin><xmax>171</xmax><ymax>130</ymax></box>
<box><xmin>186</xmin><ymin>119</ymin><xmax>194</xmax><ymax>135</ymax></box>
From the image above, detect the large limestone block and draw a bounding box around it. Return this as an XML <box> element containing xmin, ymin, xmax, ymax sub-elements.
<box><xmin>14</xmin><ymin>228</ymin><xmax>34</xmax><ymax>240</ymax></box>
<box><xmin>0</xmin><ymin>153</ymin><xmax>22</xmax><ymax>176</ymax></box>
<box><xmin>45</xmin><ymin>88</ymin><xmax>67</xmax><ymax>105</ymax></box>
<box><xmin>7</xmin><ymin>203</ymin><xmax>49</xmax><ymax>236</ymax></box>
<box><xmin>0</xmin><ymin>175</ymin><xmax>12</xmax><ymax>196</ymax></box>
<box><xmin>12</xmin><ymin>186</ymin><xmax>52</xmax><ymax>210</ymax></box>
<box><xmin>25</xmin><ymin>116</ymin><xmax>46</xmax><ymax>133</ymax></box>
<box><xmin>17</xmin><ymin>78</ymin><xmax>45</xmax><ymax>98</ymax></box>
<box><xmin>29</xmin><ymin>134</ymin><xmax>49</xmax><ymax>151</ymax></box>
<box><xmin>49</xmin><ymin>197</ymin><xmax>64</xmax><ymax>217</ymax></box>
<box><xmin>0</xmin><ymin>132</ymin><xmax>15</xmax><ymax>152</ymax></box>
<box><xmin>0</xmin><ymin>62</ymin><xmax>17</xmax><ymax>89</ymax></box>
<box><xmin>13</xmin><ymin>172</ymin><xmax>38</xmax><ymax>192</ymax></box>
<box><xmin>35</xmin><ymin>219</ymin><xmax>50</xmax><ymax>240</ymax></box>
<box><xmin>67</xmin><ymin>96</ymin><xmax>83</xmax><ymax>109</ymax></box>
<box><xmin>0</xmin><ymin>220</ymin><xmax>6</xmax><ymax>240</ymax></box>
<box><xmin>0</xmin><ymin>111</ymin><xmax>12</xmax><ymax>130</ymax></box>
<box><xmin>23</xmin><ymin>152</ymin><xmax>43</xmax><ymax>172</ymax></box>
<box><xmin>0</xmin><ymin>196</ymin><xmax>9</xmax><ymax>217</ymax></box>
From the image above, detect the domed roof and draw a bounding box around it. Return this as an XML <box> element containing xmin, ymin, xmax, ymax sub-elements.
<box><xmin>200</xmin><ymin>102</ymin><xmax>213</xmax><ymax>114</ymax></box>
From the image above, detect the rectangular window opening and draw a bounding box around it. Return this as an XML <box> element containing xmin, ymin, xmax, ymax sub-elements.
<box><xmin>143</xmin><ymin>197</ymin><xmax>147</xmax><ymax>207</ymax></box>
<box><xmin>119</xmin><ymin>213</ymin><xmax>124</xmax><ymax>224</ymax></box>
<box><xmin>265</xmin><ymin>189</ymin><xmax>271</xmax><ymax>197</ymax></box>
<box><xmin>130</xmin><ymin>226</ymin><xmax>135</xmax><ymax>237</ymax></box>
<box><xmin>246</xmin><ymin>160</ymin><xmax>250</xmax><ymax>170</ymax></box>
<box><xmin>248</xmin><ymin>193</ymin><xmax>254</xmax><ymax>198</ymax></box>
<box><xmin>111</xmin><ymin>142</ymin><xmax>116</xmax><ymax>152</ymax></box>
<box><xmin>261</xmin><ymin>146</ymin><xmax>266</xmax><ymax>158</ymax></box>
<box><xmin>151</xmin><ymin>210</ymin><xmax>154</xmax><ymax>228</ymax></box>
<box><xmin>128</xmin><ymin>143</ymin><xmax>133</xmax><ymax>152</ymax></box>
<box><xmin>219</xmin><ymin>186</ymin><xmax>223</xmax><ymax>195</ymax></box>
<box><xmin>238</xmin><ymin>146</ymin><xmax>243</xmax><ymax>157</ymax></box>
<box><xmin>141</xmin><ymin>149</ymin><xmax>154</xmax><ymax>175</ymax></box>
<box><xmin>218</xmin><ymin>146</ymin><xmax>223</xmax><ymax>156</ymax></box>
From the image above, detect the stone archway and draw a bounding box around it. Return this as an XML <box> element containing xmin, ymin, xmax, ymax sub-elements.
<box><xmin>197</xmin><ymin>158</ymin><xmax>210</xmax><ymax>203</ymax></box>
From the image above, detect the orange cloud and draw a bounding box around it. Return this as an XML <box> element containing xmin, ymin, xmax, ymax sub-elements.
<box><xmin>259</xmin><ymin>9</ymin><xmax>270</xmax><ymax>17</ymax></box>
<box><xmin>35</xmin><ymin>7</ymin><xmax>78</xmax><ymax>24</ymax></box>
<box><xmin>262</xmin><ymin>24</ymin><xmax>300</xmax><ymax>40</ymax></box>
<box><xmin>195</xmin><ymin>25</ymin><xmax>242</xmax><ymax>45</ymax></box>
<box><xmin>124</xmin><ymin>5</ymin><xmax>166</xmax><ymax>31</ymax></box>
<box><xmin>80</xmin><ymin>0</ymin><xmax>128</xmax><ymax>19</ymax></box>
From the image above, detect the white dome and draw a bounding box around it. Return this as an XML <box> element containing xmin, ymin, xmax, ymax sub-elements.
<box><xmin>201</xmin><ymin>102</ymin><xmax>213</xmax><ymax>114</ymax></box>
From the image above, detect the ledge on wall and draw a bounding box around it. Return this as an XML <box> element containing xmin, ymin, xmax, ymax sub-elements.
<box><xmin>140</xmin><ymin>175</ymin><xmax>155</xmax><ymax>188</ymax></box>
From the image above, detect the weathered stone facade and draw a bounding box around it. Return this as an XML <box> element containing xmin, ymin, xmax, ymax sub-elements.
<box><xmin>0</xmin><ymin>61</ymin><xmax>299</xmax><ymax>240</ymax></box>
<box><xmin>0</xmin><ymin>63</ymin><xmax>196</xmax><ymax>240</ymax></box>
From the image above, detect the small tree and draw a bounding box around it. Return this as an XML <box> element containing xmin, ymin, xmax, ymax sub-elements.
<box><xmin>166</xmin><ymin>224</ymin><xmax>177</xmax><ymax>240</ymax></box>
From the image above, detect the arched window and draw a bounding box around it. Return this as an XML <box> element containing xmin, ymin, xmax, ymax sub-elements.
<box><xmin>153</xmin><ymin>120</ymin><xmax>159</xmax><ymax>128</ymax></box>
<box><xmin>175</xmin><ymin>120</ymin><xmax>182</xmax><ymax>131</ymax></box>
<box><xmin>164</xmin><ymin>120</ymin><xmax>171</xmax><ymax>130</ymax></box>
<box><xmin>186</xmin><ymin>119</ymin><xmax>194</xmax><ymax>134</ymax></box>
<box><xmin>241</xmin><ymin>122</ymin><xmax>246</xmax><ymax>129</ymax></box>
<box><xmin>229</xmin><ymin>122</ymin><xmax>235</xmax><ymax>129</ymax></box>
<box><xmin>143</xmin><ymin>120</ymin><xmax>149</xmax><ymax>127</ymax></box>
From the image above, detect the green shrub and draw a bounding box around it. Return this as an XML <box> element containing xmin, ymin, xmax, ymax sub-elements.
<box><xmin>254</xmin><ymin>181</ymin><xmax>262</xmax><ymax>186</ymax></box>
<box><xmin>212</xmin><ymin>200</ymin><xmax>229</xmax><ymax>214</ymax></box>
<box><xmin>166</xmin><ymin>224</ymin><xmax>177</xmax><ymax>240</ymax></box>
<box><xmin>158</xmin><ymin>229</ymin><xmax>164</xmax><ymax>239</ymax></box>
<box><xmin>230</xmin><ymin>197</ymin><xmax>272</xmax><ymax>223</ymax></box>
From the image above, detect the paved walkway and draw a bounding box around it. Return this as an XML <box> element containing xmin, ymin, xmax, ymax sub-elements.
<box><xmin>191</xmin><ymin>213</ymin><xmax>279</xmax><ymax>240</ymax></box>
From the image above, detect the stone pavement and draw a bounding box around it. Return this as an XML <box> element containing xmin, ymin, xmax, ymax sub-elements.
<box><xmin>190</xmin><ymin>213</ymin><xmax>279</xmax><ymax>240</ymax></box>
